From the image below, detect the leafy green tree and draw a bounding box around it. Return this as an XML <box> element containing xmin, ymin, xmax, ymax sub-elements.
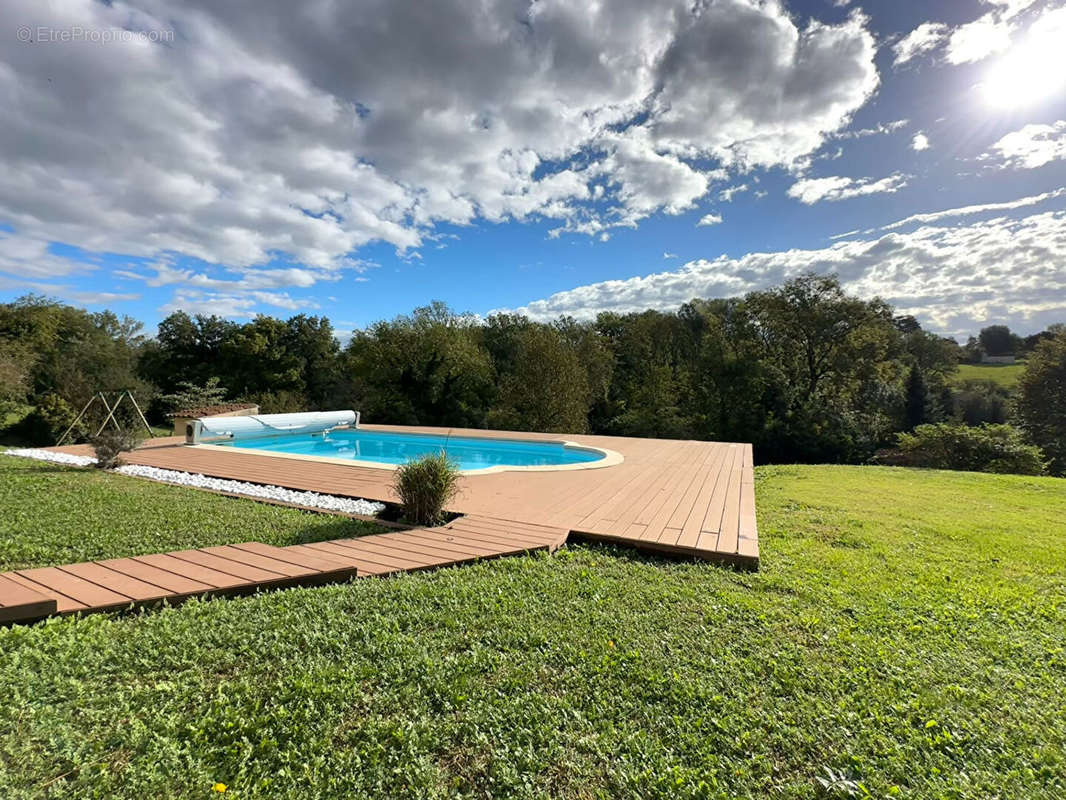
<box><xmin>345</xmin><ymin>303</ymin><xmax>493</xmax><ymax>427</ymax></box>
<box><xmin>744</xmin><ymin>274</ymin><xmax>903</xmax><ymax>461</ymax></box>
<box><xmin>0</xmin><ymin>295</ymin><xmax>150</xmax><ymax>412</ymax></box>
<box><xmin>904</xmin><ymin>363</ymin><xmax>929</xmax><ymax>430</ymax></box>
<box><xmin>483</xmin><ymin>319</ymin><xmax>592</xmax><ymax>433</ymax></box>
<box><xmin>158</xmin><ymin>377</ymin><xmax>229</xmax><ymax>414</ymax></box>
<box><xmin>1015</xmin><ymin>329</ymin><xmax>1066</xmax><ymax>475</ymax></box>
<box><xmin>978</xmin><ymin>325</ymin><xmax>1016</xmax><ymax>357</ymax></box>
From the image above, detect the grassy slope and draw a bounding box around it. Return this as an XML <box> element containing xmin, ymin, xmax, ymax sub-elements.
<box><xmin>0</xmin><ymin>458</ymin><xmax>1064</xmax><ymax>799</ymax></box>
<box><xmin>0</xmin><ymin>455</ymin><xmax>384</xmax><ymax>570</ymax></box>
<box><xmin>952</xmin><ymin>362</ymin><xmax>1025</xmax><ymax>388</ymax></box>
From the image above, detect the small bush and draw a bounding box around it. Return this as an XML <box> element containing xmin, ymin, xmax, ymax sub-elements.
<box><xmin>393</xmin><ymin>451</ymin><xmax>460</xmax><ymax>526</ymax></box>
<box><xmin>873</xmin><ymin>423</ymin><xmax>1046</xmax><ymax>476</ymax></box>
<box><xmin>91</xmin><ymin>428</ymin><xmax>144</xmax><ymax>469</ymax></box>
<box><xmin>16</xmin><ymin>393</ymin><xmax>82</xmax><ymax>445</ymax></box>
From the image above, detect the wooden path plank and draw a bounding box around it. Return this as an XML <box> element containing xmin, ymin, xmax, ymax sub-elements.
<box><xmin>0</xmin><ymin>574</ymin><xmax>57</xmax><ymax>622</ymax></box>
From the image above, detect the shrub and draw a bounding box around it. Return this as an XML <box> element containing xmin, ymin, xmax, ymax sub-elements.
<box><xmin>1015</xmin><ymin>329</ymin><xmax>1066</xmax><ymax>476</ymax></box>
<box><xmin>90</xmin><ymin>427</ymin><xmax>144</xmax><ymax>469</ymax></box>
<box><xmin>17</xmin><ymin>393</ymin><xmax>82</xmax><ymax>445</ymax></box>
<box><xmin>393</xmin><ymin>451</ymin><xmax>460</xmax><ymax>526</ymax></box>
<box><xmin>952</xmin><ymin>379</ymin><xmax>1010</xmax><ymax>426</ymax></box>
<box><xmin>873</xmin><ymin>423</ymin><xmax>1046</xmax><ymax>476</ymax></box>
<box><xmin>246</xmin><ymin>390</ymin><xmax>308</xmax><ymax>414</ymax></box>
<box><xmin>159</xmin><ymin>377</ymin><xmax>229</xmax><ymax>415</ymax></box>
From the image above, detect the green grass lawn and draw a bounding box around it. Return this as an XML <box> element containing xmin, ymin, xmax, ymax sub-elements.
<box><xmin>1</xmin><ymin>456</ymin><xmax>1064</xmax><ymax>799</ymax></box>
<box><xmin>0</xmin><ymin>454</ymin><xmax>384</xmax><ymax>570</ymax></box>
<box><xmin>952</xmin><ymin>361</ymin><xmax>1026</xmax><ymax>388</ymax></box>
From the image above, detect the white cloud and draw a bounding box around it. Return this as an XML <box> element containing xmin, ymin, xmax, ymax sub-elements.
<box><xmin>500</xmin><ymin>207</ymin><xmax>1066</xmax><ymax>336</ymax></box>
<box><xmin>895</xmin><ymin>0</ymin><xmax>1041</xmax><ymax>69</ymax></box>
<box><xmin>717</xmin><ymin>184</ymin><xmax>748</xmax><ymax>202</ymax></box>
<box><xmin>879</xmin><ymin>188</ymin><xmax>1066</xmax><ymax>231</ymax></box>
<box><xmin>893</xmin><ymin>22</ymin><xmax>950</xmax><ymax>66</ymax></box>
<box><xmin>697</xmin><ymin>213</ymin><xmax>724</xmax><ymax>227</ymax></box>
<box><xmin>832</xmin><ymin>119</ymin><xmax>909</xmax><ymax>139</ymax></box>
<box><xmin>159</xmin><ymin>290</ymin><xmax>317</xmax><ymax>318</ymax></box>
<box><xmin>945</xmin><ymin>13</ymin><xmax>1013</xmax><ymax>64</ymax></box>
<box><xmin>663</xmin><ymin>251</ymin><xmax>678</xmax><ymax>259</ymax></box>
<box><xmin>986</xmin><ymin>121</ymin><xmax>1066</xmax><ymax>169</ymax></box>
<box><xmin>787</xmin><ymin>173</ymin><xmax>908</xmax><ymax>204</ymax></box>
<box><xmin>912</xmin><ymin>133</ymin><xmax>931</xmax><ymax>151</ymax></box>
<box><xmin>0</xmin><ymin>0</ymin><xmax>881</xmax><ymax>314</ymax></box>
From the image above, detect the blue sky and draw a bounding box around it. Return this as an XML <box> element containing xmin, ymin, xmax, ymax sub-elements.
<box><xmin>2</xmin><ymin>0</ymin><xmax>1065</xmax><ymax>340</ymax></box>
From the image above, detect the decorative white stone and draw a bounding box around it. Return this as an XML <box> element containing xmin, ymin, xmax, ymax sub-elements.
<box><xmin>4</xmin><ymin>448</ymin><xmax>98</xmax><ymax>467</ymax></box>
<box><xmin>114</xmin><ymin>464</ymin><xmax>386</xmax><ymax>516</ymax></box>
<box><xmin>3</xmin><ymin>448</ymin><xmax>385</xmax><ymax>517</ymax></box>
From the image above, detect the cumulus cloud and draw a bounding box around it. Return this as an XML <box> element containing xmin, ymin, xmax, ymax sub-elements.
<box><xmin>878</xmin><ymin>188</ymin><xmax>1066</xmax><ymax>231</ymax></box>
<box><xmin>501</xmin><ymin>207</ymin><xmax>1066</xmax><ymax>336</ymax></box>
<box><xmin>787</xmin><ymin>173</ymin><xmax>909</xmax><ymax>204</ymax></box>
<box><xmin>912</xmin><ymin>133</ymin><xmax>930</xmax><ymax>151</ymax></box>
<box><xmin>895</xmin><ymin>0</ymin><xmax>1040</xmax><ymax>68</ymax></box>
<box><xmin>945</xmin><ymin>14</ymin><xmax>1014</xmax><ymax>64</ymax></box>
<box><xmin>893</xmin><ymin>22</ymin><xmax>950</xmax><ymax>66</ymax></box>
<box><xmin>697</xmin><ymin>213</ymin><xmax>724</xmax><ymax>227</ymax></box>
<box><xmin>986</xmin><ymin>121</ymin><xmax>1066</xmax><ymax>169</ymax></box>
<box><xmin>0</xmin><ymin>0</ymin><xmax>880</xmax><ymax>314</ymax></box>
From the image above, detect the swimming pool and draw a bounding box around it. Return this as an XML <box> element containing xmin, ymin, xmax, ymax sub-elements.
<box><xmin>212</xmin><ymin>428</ymin><xmax>615</xmax><ymax>473</ymax></box>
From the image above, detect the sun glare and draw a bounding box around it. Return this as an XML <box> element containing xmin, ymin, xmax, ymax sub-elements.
<box><xmin>981</xmin><ymin>8</ymin><xmax>1066</xmax><ymax>108</ymax></box>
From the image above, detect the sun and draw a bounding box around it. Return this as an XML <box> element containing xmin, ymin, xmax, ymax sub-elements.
<box><xmin>980</xmin><ymin>8</ymin><xmax>1066</xmax><ymax>109</ymax></box>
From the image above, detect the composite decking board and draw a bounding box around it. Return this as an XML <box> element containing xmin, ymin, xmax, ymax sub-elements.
<box><xmin>285</xmin><ymin>544</ymin><xmax>390</xmax><ymax>576</ymax></box>
<box><xmin>3</xmin><ymin>570</ymin><xmax>87</xmax><ymax>613</ymax></box>
<box><xmin>414</xmin><ymin>527</ymin><xmax>552</xmax><ymax>554</ymax></box>
<box><xmin>49</xmin><ymin>424</ymin><xmax>759</xmax><ymax>566</ymax></box>
<box><xmin>165</xmin><ymin>549</ymin><xmax>291</xmax><ymax>583</ymax></box>
<box><xmin>636</xmin><ymin>445</ymin><xmax>719</xmax><ymax>542</ymax></box>
<box><xmin>58</xmin><ymin>562</ymin><xmax>172</xmax><ymax>602</ymax></box>
<box><xmin>368</xmin><ymin>533</ymin><xmax>490</xmax><ymax>561</ymax></box>
<box><xmin>592</xmin><ymin>450</ymin><xmax>694</xmax><ymax>533</ymax></box>
<box><xmin>708</xmin><ymin>449</ymin><xmax>745</xmax><ymax>555</ymax></box>
<box><xmin>96</xmin><ymin>558</ymin><xmax>215</xmax><ymax>595</ymax></box>
<box><xmin>16</xmin><ymin>567</ymin><xmax>133</xmax><ymax>610</ymax></box>
<box><xmin>627</xmin><ymin>445</ymin><xmax>704</xmax><ymax>529</ymax></box>
<box><xmin>298</xmin><ymin>541</ymin><xmax>407</xmax><ymax>573</ymax></box>
<box><xmin>0</xmin><ymin>574</ymin><xmax>57</xmax><ymax>621</ymax></box>
<box><xmin>226</xmin><ymin>542</ymin><xmax>356</xmax><ymax>573</ymax></box>
<box><xmin>198</xmin><ymin>545</ymin><xmax>312</xmax><ymax>578</ymax></box>
<box><xmin>691</xmin><ymin>445</ymin><xmax>741</xmax><ymax>547</ymax></box>
<box><xmin>443</xmin><ymin>523</ymin><xmax>562</xmax><ymax>551</ymax></box>
<box><xmin>453</xmin><ymin>514</ymin><xmax>568</xmax><ymax>539</ymax></box>
<box><xmin>627</xmin><ymin>451</ymin><xmax>707</xmax><ymax>538</ymax></box>
<box><xmin>321</xmin><ymin>537</ymin><xmax>446</xmax><ymax>569</ymax></box>
<box><xmin>395</xmin><ymin>530</ymin><xmax>516</xmax><ymax>558</ymax></box>
<box><xmin>131</xmin><ymin>553</ymin><xmax>250</xmax><ymax>590</ymax></box>
<box><xmin>446</xmin><ymin>516</ymin><xmax>564</xmax><ymax>542</ymax></box>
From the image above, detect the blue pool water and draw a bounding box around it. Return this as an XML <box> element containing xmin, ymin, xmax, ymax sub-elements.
<box><xmin>219</xmin><ymin>429</ymin><xmax>605</xmax><ymax>471</ymax></box>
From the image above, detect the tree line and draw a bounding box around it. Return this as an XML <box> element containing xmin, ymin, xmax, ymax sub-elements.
<box><xmin>1</xmin><ymin>274</ymin><xmax>1064</xmax><ymax>473</ymax></box>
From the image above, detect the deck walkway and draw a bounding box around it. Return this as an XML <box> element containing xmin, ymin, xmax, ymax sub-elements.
<box><xmin>4</xmin><ymin>426</ymin><xmax>758</xmax><ymax>625</ymax></box>
<box><xmin>51</xmin><ymin>424</ymin><xmax>759</xmax><ymax>566</ymax></box>
<box><xmin>0</xmin><ymin>515</ymin><xmax>567</xmax><ymax>624</ymax></box>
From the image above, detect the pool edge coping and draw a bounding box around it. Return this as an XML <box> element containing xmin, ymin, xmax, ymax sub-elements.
<box><xmin>189</xmin><ymin>436</ymin><xmax>625</xmax><ymax>475</ymax></box>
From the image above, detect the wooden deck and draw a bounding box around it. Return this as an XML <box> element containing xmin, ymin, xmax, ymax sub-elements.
<box><xmin>51</xmin><ymin>425</ymin><xmax>759</xmax><ymax>566</ymax></box>
<box><xmin>0</xmin><ymin>515</ymin><xmax>566</xmax><ymax>624</ymax></box>
<box><xmin>2</xmin><ymin>426</ymin><xmax>758</xmax><ymax>624</ymax></box>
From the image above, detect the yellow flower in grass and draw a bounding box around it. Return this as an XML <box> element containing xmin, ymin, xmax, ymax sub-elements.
<box><xmin>212</xmin><ymin>783</ymin><xmax>227</xmax><ymax>793</ymax></box>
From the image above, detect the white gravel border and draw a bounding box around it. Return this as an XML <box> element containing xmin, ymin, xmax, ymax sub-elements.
<box><xmin>3</xmin><ymin>448</ymin><xmax>386</xmax><ymax>517</ymax></box>
<box><xmin>4</xmin><ymin>447</ymin><xmax>98</xmax><ymax>467</ymax></box>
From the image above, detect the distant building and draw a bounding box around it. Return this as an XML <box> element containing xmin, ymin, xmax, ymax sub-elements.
<box><xmin>980</xmin><ymin>354</ymin><xmax>1016</xmax><ymax>364</ymax></box>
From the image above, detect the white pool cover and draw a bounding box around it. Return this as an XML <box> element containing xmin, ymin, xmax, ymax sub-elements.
<box><xmin>190</xmin><ymin>410</ymin><xmax>358</xmax><ymax>443</ymax></box>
